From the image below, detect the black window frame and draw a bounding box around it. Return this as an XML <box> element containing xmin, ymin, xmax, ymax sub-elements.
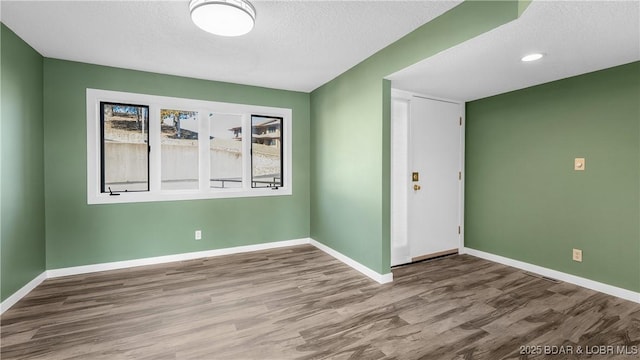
<box><xmin>100</xmin><ymin>101</ymin><xmax>150</xmax><ymax>194</ymax></box>
<box><xmin>250</xmin><ymin>115</ymin><xmax>284</xmax><ymax>189</ymax></box>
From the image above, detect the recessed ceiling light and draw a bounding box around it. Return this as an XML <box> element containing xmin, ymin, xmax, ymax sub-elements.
<box><xmin>521</xmin><ymin>53</ymin><xmax>544</xmax><ymax>62</ymax></box>
<box><xmin>190</xmin><ymin>0</ymin><xmax>256</xmax><ymax>37</ymax></box>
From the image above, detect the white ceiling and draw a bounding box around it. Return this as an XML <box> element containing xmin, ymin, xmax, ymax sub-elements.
<box><xmin>2</xmin><ymin>1</ymin><xmax>638</xmax><ymax>98</ymax></box>
<box><xmin>388</xmin><ymin>0</ymin><xmax>640</xmax><ymax>101</ymax></box>
<box><xmin>0</xmin><ymin>0</ymin><xmax>461</xmax><ymax>93</ymax></box>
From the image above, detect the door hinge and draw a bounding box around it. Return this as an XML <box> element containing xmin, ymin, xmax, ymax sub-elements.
<box><xmin>458</xmin><ymin>226</ymin><xmax>461</xmax><ymax>234</ymax></box>
<box><xmin>458</xmin><ymin>171</ymin><xmax>462</xmax><ymax>180</ymax></box>
<box><xmin>459</xmin><ymin>117</ymin><xmax>462</xmax><ymax>126</ymax></box>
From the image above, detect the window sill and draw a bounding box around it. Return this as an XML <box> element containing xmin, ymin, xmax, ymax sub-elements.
<box><xmin>87</xmin><ymin>187</ymin><xmax>292</xmax><ymax>205</ymax></box>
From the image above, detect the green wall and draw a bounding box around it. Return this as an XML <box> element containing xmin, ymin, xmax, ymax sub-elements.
<box><xmin>43</xmin><ymin>59</ymin><xmax>310</xmax><ymax>269</ymax></box>
<box><xmin>5</xmin><ymin>0</ymin><xmax>636</xmax><ymax>305</ymax></box>
<box><xmin>310</xmin><ymin>1</ymin><xmax>525</xmax><ymax>274</ymax></box>
<box><xmin>1</xmin><ymin>24</ymin><xmax>46</xmax><ymax>301</ymax></box>
<box><xmin>465</xmin><ymin>62</ymin><xmax>640</xmax><ymax>292</ymax></box>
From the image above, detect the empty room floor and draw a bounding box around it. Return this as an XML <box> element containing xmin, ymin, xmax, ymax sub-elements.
<box><xmin>1</xmin><ymin>245</ymin><xmax>639</xmax><ymax>359</ymax></box>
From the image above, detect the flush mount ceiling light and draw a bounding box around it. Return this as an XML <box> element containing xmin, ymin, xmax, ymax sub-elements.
<box><xmin>189</xmin><ymin>0</ymin><xmax>256</xmax><ymax>37</ymax></box>
<box><xmin>521</xmin><ymin>53</ymin><xmax>544</xmax><ymax>62</ymax></box>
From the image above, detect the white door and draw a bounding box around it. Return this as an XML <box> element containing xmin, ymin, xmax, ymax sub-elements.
<box><xmin>391</xmin><ymin>93</ymin><xmax>462</xmax><ymax>266</ymax></box>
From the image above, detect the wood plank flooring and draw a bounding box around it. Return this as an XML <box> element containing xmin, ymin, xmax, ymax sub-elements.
<box><xmin>1</xmin><ymin>245</ymin><xmax>639</xmax><ymax>359</ymax></box>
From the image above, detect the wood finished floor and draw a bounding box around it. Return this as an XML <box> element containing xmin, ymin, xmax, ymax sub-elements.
<box><xmin>1</xmin><ymin>245</ymin><xmax>639</xmax><ymax>360</ymax></box>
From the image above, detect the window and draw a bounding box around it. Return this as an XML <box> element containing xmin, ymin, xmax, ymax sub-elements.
<box><xmin>251</xmin><ymin>115</ymin><xmax>282</xmax><ymax>188</ymax></box>
<box><xmin>160</xmin><ymin>109</ymin><xmax>199</xmax><ymax>190</ymax></box>
<box><xmin>209</xmin><ymin>113</ymin><xmax>243</xmax><ymax>189</ymax></box>
<box><xmin>87</xmin><ymin>89</ymin><xmax>292</xmax><ymax>204</ymax></box>
<box><xmin>100</xmin><ymin>102</ymin><xmax>149</xmax><ymax>193</ymax></box>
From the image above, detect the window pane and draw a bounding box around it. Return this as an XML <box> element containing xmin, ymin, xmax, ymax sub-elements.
<box><xmin>251</xmin><ymin>115</ymin><xmax>282</xmax><ymax>188</ymax></box>
<box><xmin>209</xmin><ymin>114</ymin><xmax>243</xmax><ymax>188</ymax></box>
<box><xmin>101</xmin><ymin>102</ymin><xmax>149</xmax><ymax>193</ymax></box>
<box><xmin>161</xmin><ymin>109</ymin><xmax>199</xmax><ymax>190</ymax></box>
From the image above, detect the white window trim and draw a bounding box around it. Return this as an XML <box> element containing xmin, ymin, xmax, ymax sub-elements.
<box><xmin>86</xmin><ymin>88</ymin><xmax>292</xmax><ymax>205</ymax></box>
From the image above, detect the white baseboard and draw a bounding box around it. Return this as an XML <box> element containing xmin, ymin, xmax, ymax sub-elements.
<box><xmin>461</xmin><ymin>247</ymin><xmax>640</xmax><ymax>304</ymax></box>
<box><xmin>2</xmin><ymin>237</ymin><xmax>393</xmax><ymax>314</ymax></box>
<box><xmin>310</xmin><ymin>239</ymin><xmax>394</xmax><ymax>284</ymax></box>
<box><xmin>5</xmin><ymin>243</ymin><xmax>636</xmax><ymax>315</ymax></box>
<box><xmin>1</xmin><ymin>272</ymin><xmax>47</xmax><ymax>315</ymax></box>
<box><xmin>47</xmin><ymin>238</ymin><xmax>311</xmax><ymax>278</ymax></box>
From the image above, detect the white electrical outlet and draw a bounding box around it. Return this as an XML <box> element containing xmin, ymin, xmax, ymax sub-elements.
<box><xmin>195</xmin><ymin>230</ymin><xmax>202</xmax><ymax>240</ymax></box>
<box><xmin>572</xmin><ymin>248</ymin><xmax>582</xmax><ymax>262</ymax></box>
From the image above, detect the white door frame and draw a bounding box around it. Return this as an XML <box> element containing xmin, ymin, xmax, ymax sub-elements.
<box><xmin>390</xmin><ymin>88</ymin><xmax>465</xmax><ymax>266</ymax></box>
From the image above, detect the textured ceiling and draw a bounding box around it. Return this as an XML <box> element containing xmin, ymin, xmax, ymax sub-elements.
<box><xmin>0</xmin><ymin>0</ymin><xmax>461</xmax><ymax>92</ymax></box>
<box><xmin>387</xmin><ymin>0</ymin><xmax>640</xmax><ymax>101</ymax></box>
<box><xmin>3</xmin><ymin>1</ymin><xmax>637</xmax><ymax>98</ymax></box>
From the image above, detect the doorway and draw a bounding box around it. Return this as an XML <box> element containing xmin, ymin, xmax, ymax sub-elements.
<box><xmin>391</xmin><ymin>90</ymin><xmax>463</xmax><ymax>267</ymax></box>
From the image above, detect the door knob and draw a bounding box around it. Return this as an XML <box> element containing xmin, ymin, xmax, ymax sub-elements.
<box><xmin>414</xmin><ymin>184</ymin><xmax>421</xmax><ymax>191</ymax></box>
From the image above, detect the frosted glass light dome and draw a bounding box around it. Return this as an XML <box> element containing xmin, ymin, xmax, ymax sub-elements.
<box><xmin>190</xmin><ymin>0</ymin><xmax>256</xmax><ymax>37</ymax></box>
